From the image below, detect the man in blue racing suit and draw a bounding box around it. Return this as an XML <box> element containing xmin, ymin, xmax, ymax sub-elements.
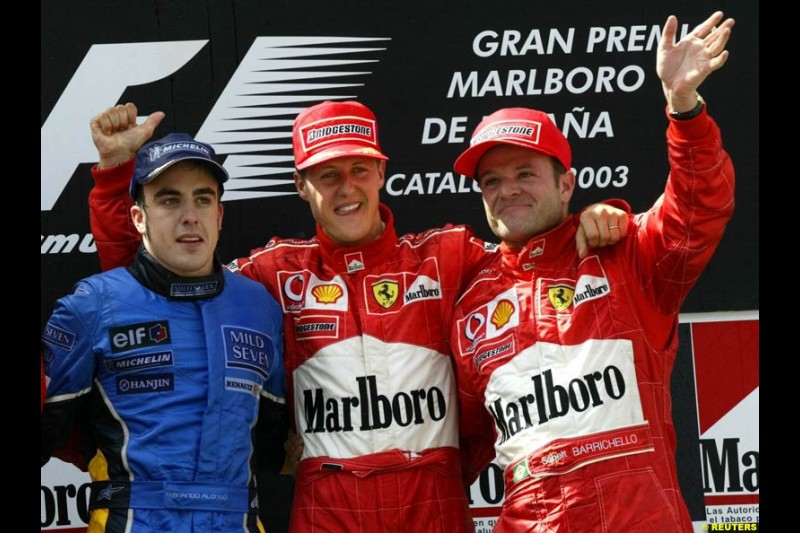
<box><xmin>41</xmin><ymin>131</ymin><xmax>288</xmax><ymax>532</ymax></box>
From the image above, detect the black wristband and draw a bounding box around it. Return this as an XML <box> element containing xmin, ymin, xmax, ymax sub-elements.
<box><xmin>669</xmin><ymin>96</ymin><xmax>705</xmax><ymax>120</ymax></box>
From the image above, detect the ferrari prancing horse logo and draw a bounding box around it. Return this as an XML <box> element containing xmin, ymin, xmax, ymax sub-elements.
<box><xmin>372</xmin><ymin>279</ymin><xmax>399</xmax><ymax>309</ymax></box>
<box><xmin>548</xmin><ymin>284</ymin><xmax>575</xmax><ymax>311</ymax></box>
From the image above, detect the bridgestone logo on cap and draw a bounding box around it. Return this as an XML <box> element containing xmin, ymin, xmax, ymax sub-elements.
<box><xmin>472</xmin><ymin>120</ymin><xmax>541</xmax><ymax>146</ymax></box>
<box><xmin>301</xmin><ymin>116</ymin><xmax>377</xmax><ymax>150</ymax></box>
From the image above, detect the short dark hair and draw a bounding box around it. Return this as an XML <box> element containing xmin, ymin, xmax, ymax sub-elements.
<box><xmin>551</xmin><ymin>156</ymin><xmax>567</xmax><ymax>176</ymax></box>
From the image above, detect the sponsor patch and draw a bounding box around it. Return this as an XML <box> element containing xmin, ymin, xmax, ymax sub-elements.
<box><xmin>456</xmin><ymin>287</ymin><xmax>520</xmax><ymax>356</ymax></box>
<box><xmin>512</xmin><ymin>459</ymin><xmax>531</xmax><ymax>483</ymax></box>
<box><xmin>294</xmin><ymin>315</ymin><xmax>339</xmax><ymax>340</ymax></box>
<box><xmin>280</xmin><ymin>272</ymin><xmax>348</xmax><ymax>312</ymax></box>
<box><xmin>472</xmin><ymin>119</ymin><xmax>541</xmax><ymax>146</ymax></box>
<box><xmin>403</xmin><ymin>276</ymin><xmax>441</xmax><ymax>304</ymax></box>
<box><xmin>473</xmin><ymin>334</ymin><xmax>515</xmax><ymax>370</ymax></box>
<box><xmin>547</xmin><ymin>284</ymin><xmax>575</xmax><ymax>312</ymax></box>
<box><xmin>109</xmin><ymin>321</ymin><xmax>170</xmax><ymax>353</ymax></box>
<box><xmin>311</xmin><ymin>284</ymin><xmax>344</xmax><ymax>304</ymax></box>
<box><xmin>344</xmin><ymin>252</ymin><xmax>365</xmax><ymax>273</ymax></box>
<box><xmin>301</xmin><ymin>116</ymin><xmax>377</xmax><ymax>151</ymax></box>
<box><xmin>43</xmin><ymin>323</ymin><xmax>76</xmax><ymax>351</ymax></box>
<box><xmin>372</xmin><ymin>279</ymin><xmax>399</xmax><ymax>309</ymax></box>
<box><xmin>225</xmin><ymin>377</ymin><xmax>261</xmax><ymax>396</ymax></box>
<box><xmin>170</xmin><ymin>280</ymin><xmax>219</xmax><ymax>298</ymax></box>
<box><xmin>104</xmin><ymin>351</ymin><xmax>173</xmax><ymax>373</ymax></box>
<box><xmin>528</xmin><ymin>238</ymin><xmax>545</xmax><ymax>258</ymax></box>
<box><xmin>490</xmin><ymin>299</ymin><xmax>516</xmax><ymax>329</ymax></box>
<box><xmin>278</xmin><ymin>271</ymin><xmax>306</xmax><ymax>312</ymax></box>
<box><xmin>116</xmin><ymin>373</ymin><xmax>174</xmax><ymax>394</ymax></box>
<box><xmin>223</xmin><ymin>326</ymin><xmax>273</xmax><ymax>379</ymax></box>
<box><xmin>364</xmin><ymin>258</ymin><xmax>443</xmax><ymax>315</ymax></box>
<box><xmin>461</xmin><ymin>312</ymin><xmax>486</xmax><ymax>354</ymax></box>
<box><xmin>572</xmin><ymin>275</ymin><xmax>610</xmax><ymax>307</ymax></box>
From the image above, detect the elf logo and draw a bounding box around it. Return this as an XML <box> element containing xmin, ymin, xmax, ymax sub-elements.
<box><xmin>109</xmin><ymin>321</ymin><xmax>171</xmax><ymax>353</ymax></box>
<box><xmin>41</xmin><ymin>36</ymin><xmax>389</xmax><ymax>211</ymax></box>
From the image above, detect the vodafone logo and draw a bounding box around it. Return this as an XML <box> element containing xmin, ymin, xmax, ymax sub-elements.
<box><xmin>41</xmin><ymin>36</ymin><xmax>389</xmax><ymax>211</ymax></box>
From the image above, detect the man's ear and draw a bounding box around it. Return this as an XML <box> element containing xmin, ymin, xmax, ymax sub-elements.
<box><xmin>293</xmin><ymin>172</ymin><xmax>309</xmax><ymax>201</ymax></box>
<box><xmin>218</xmin><ymin>202</ymin><xmax>224</xmax><ymax>231</ymax></box>
<box><xmin>131</xmin><ymin>204</ymin><xmax>147</xmax><ymax>235</ymax></box>
<box><xmin>560</xmin><ymin>169</ymin><xmax>576</xmax><ymax>204</ymax></box>
<box><xmin>376</xmin><ymin>160</ymin><xmax>386</xmax><ymax>188</ymax></box>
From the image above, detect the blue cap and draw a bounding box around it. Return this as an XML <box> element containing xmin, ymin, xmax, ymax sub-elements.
<box><xmin>130</xmin><ymin>133</ymin><xmax>229</xmax><ymax>198</ymax></box>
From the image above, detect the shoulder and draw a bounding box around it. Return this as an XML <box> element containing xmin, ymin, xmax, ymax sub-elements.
<box><xmin>398</xmin><ymin>223</ymin><xmax>482</xmax><ymax>247</ymax></box>
<box><xmin>224</xmin><ymin>269</ymin><xmax>273</xmax><ymax>297</ymax></box>
<box><xmin>223</xmin><ymin>269</ymin><xmax>282</xmax><ymax>309</ymax></box>
<box><xmin>456</xmin><ymin>265</ymin><xmax>504</xmax><ymax>306</ymax></box>
<box><xmin>66</xmin><ymin>267</ymin><xmax>131</xmax><ymax>296</ymax></box>
<box><xmin>227</xmin><ymin>236</ymin><xmax>320</xmax><ymax>278</ymax></box>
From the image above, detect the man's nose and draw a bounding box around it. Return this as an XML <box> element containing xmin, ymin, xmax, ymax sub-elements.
<box><xmin>339</xmin><ymin>173</ymin><xmax>357</xmax><ymax>194</ymax></box>
<box><xmin>180</xmin><ymin>202</ymin><xmax>200</xmax><ymax>223</ymax></box>
<box><xmin>498</xmin><ymin>178</ymin><xmax>521</xmax><ymax>197</ymax></box>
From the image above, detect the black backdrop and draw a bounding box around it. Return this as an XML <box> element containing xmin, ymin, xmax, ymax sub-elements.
<box><xmin>41</xmin><ymin>1</ymin><xmax>758</xmax><ymax>531</ymax></box>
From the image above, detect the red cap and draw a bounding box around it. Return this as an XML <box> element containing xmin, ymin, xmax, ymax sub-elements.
<box><xmin>454</xmin><ymin>108</ymin><xmax>571</xmax><ymax>178</ymax></box>
<box><xmin>292</xmin><ymin>100</ymin><xmax>389</xmax><ymax>170</ymax></box>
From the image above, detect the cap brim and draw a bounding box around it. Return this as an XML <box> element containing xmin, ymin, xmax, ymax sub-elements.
<box><xmin>130</xmin><ymin>156</ymin><xmax>229</xmax><ymax>198</ymax></box>
<box><xmin>454</xmin><ymin>139</ymin><xmax>559</xmax><ymax>179</ymax></box>
<box><xmin>296</xmin><ymin>144</ymin><xmax>388</xmax><ymax>170</ymax></box>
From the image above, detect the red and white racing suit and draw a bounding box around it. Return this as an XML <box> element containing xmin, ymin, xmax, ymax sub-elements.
<box><xmin>89</xmin><ymin>166</ymin><xmax>497</xmax><ymax>532</ymax></box>
<box><xmin>450</xmin><ymin>107</ymin><xmax>734</xmax><ymax>532</ymax></box>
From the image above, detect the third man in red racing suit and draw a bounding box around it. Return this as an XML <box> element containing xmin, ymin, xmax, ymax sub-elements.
<box><xmin>448</xmin><ymin>12</ymin><xmax>736</xmax><ymax>532</ymax></box>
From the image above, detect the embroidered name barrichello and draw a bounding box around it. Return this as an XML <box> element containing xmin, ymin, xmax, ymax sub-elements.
<box><xmin>489</xmin><ymin>365</ymin><xmax>627</xmax><ymax>444</ymax></box>
<box><xmin>109</xmin><ymin>321</ymin><xmax>170</xmax><ymax>353</ymax></box>
<box><xmin>43</xmin><ymin>323</ymin><xmax>76</xmax><ymax>351</ymax></box>
<box><xmin>117</xmin><ymin>373</ymin><xmax>174</xmax><ymax>394</ymax></box>
<box><xmin>223</xmin><ymin>326</ymin><xmax>273</xmax><ymax>379</ymax></box>
<box><xmin>302</xmin><ymin>375</ymin><xmax>448</xmax><ymax>433</ymax></box>
<box><xmin>105</xmin><ymin>351</ymin><xmax>173</xmax><ymax>373</ymax></box>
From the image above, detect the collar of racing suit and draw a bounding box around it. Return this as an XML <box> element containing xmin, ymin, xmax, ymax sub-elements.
<box><xmin>315</xmin><ymin>203</ymin><xmax>398</xmax><ymax>274</ymax></box>
<box><xmin>499</xmin><ymin>214</ymin><xmax>579</xmax><ymax>274</ymax></box>
<box><xmin>127</xmin><ymin>245</ymin><xmax>226</xmax><ymax>300</ymax></box>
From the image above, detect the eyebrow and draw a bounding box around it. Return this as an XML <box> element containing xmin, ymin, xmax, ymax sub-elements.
<box><xmin>152</xmin><ymin>186</ymin><xmax>218</xmax><ymax>199</ymax></box>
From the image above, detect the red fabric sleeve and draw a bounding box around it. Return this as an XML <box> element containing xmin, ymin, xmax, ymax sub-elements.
<box><xmin>88</xmin><ymin>159</ymin><xmax>140</xmax><ymax>271</ymax></box>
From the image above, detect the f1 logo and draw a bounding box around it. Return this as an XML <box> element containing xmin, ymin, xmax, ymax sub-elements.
<box><xmin>41</xmin><ymin>36</ymin><xmax>388</xmax><ymax>211</ymax></box>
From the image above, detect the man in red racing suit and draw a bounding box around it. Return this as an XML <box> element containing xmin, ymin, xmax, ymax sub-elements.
<box><xmin>85</xmin><ymin>100</ymin><xmax>628</xmax><ymax>532</ymax></box>
<box><xmin>448</xmin><ymin>12</ymin><xmax>735</xmax><ymax>532</ymax></box>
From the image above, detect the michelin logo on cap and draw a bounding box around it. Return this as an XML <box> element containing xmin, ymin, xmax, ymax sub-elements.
<box><xmin>148</xmin><ymin>142</ymin><xmax>212</xmax><ymax>161</ymax></box>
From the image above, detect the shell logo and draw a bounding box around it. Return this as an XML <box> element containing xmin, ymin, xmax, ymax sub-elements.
<box><xmin>490</xmin><ymin>299</ymin><xmax>515</xmax><ymax>329</ymax></box>
<box><xmin>312</xmin><ymin>284</ymin><xmax>343</xmax><ymax>304</ymax></box>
